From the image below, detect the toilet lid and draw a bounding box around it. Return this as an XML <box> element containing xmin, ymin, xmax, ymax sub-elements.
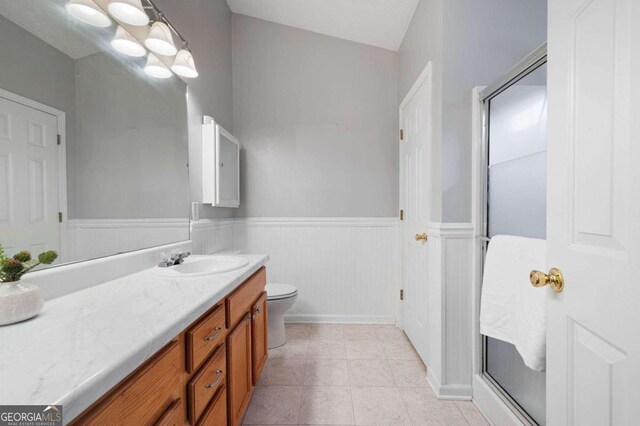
<box><xmin>266</xmin><ymin>283</ymin><xmax>297</xmax><ymax>300</ymax></box>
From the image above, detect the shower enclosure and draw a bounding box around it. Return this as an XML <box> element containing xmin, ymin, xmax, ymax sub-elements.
<box><xmin>478</xmin><ymin>44</ymin><xmax>547</xmax><ymax>425</ymax></box>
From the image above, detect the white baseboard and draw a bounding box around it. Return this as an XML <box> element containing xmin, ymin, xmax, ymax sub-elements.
<box><xmin>285</xmin><ymin>314</ymin><xmax>396</xmax><ymax>324</ymax></box>
<box><xmin>438</xmin><ymin>384</ymin><xmax>473</xmax><ymax>401</ymax></box>
<box><xmin>427</xmin><ymin>339</ymin><xmax>473</xmax><ymax>401</ymax></box>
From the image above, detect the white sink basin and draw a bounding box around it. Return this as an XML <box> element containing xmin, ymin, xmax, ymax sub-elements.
<box><xmin>152</xmin><ymin>256</ymin><xmax>249</xmax><ymax>277</ymax></box>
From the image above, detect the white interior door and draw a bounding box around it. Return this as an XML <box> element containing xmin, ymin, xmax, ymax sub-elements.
<box><xmin>547</xmin><ymin>0</ymin><xmax>639</xmax><ymax>424</ymax></box>
<box><xmin>400</xmin><ymin>68</ymin><xmax>431</xmax><ymax>363</ymax></box>
<box><xmin>0</xmin><ymin>96</ymin><xmax>60</xmax><ymax>257</ymax></box>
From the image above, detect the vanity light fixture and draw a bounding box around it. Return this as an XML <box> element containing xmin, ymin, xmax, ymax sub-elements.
<box><xmin>171</xmin><ymin>49</ymin><xmax>199</xmax><ymax>78</ymax></box>
<box><xmin>144</xmin><ymin>53</ymin><xmax>172</xmax><ymax>79</ymax></box>
<box><xmin>65</xmin><ymin>0</ymin><xmax>198</xmax><ymax>79</ymax></box>
<box><xmin>108</xmin><ymin>0</ymin><xmax>150</xmax><ymax>26</ymax></box>
<box><xmin>65</xmin><ymin>0</ymin><xmax>112</xmax><ymax>27</ymax></box>
<box><xmin>145</xmin><ymin>21</ymin><xmax>177</xmax><ymax>56</ymax></box>
<box><xmin>111</xmin><ymin>26</ymin><xmax>146</xmax><ymax>57</ymax></box>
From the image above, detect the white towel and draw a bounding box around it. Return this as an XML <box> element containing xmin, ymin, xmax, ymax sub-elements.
<box><xmin>480</xmin><ymin>235</ymin><xmax>547</xmax><ymax>372</ymax></box>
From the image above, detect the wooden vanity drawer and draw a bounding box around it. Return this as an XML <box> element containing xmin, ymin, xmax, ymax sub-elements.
<box><xmin>188</xmin><ymin>344</ymin><xmax>227</xmax><ymax>424</ymax></box>
<box><xmin>196</xmin><ymin>386</ymin><xmax>227</xmax><ymax>426</ymax></box>
<box><xmin>154</xmin><ymin>398</ymin><xmax>182</xmax><ymax>426</ymax></box>
<box><xmin>73</xmin><ymin>340</ymin><xmax>182</xmax><ymax>426</ymax></box>
<box><xmin>186</xmin><ymin>304</ymin><xmax>226</xmax><ymax>373</ymax></box>
<box><xmin>226</xmin><ymin>267</ymin><xmax>266</xmax><ymax>328</ymax></box>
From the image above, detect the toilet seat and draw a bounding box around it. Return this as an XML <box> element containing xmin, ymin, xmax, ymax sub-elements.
<box><xmin>266</xmin><ymin>283</ymin><xmax>297</xmax><ymax>301</ymax></box>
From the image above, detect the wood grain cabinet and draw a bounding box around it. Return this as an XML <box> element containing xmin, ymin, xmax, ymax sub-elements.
<box><xmin>196</xmin><ymin>387</ymin><xmax>226</xmax><ymax>426</ymax></box>
<box><xmin>71</xmin><ymin>340</ymin><xmax>183</xmax><ymax>426</ymax></box>
<box><xmin>226</xmin><ymin>315</ymin><xmax>253</xmax><ymax>426</ymax></box>
<box><xmin>251</xmin><ymin>292</ymin><xmax>268</xmax><ymax>385</ymax></box>
<box><xmin>224</xmin><ymin>267</ymin><xmax>268</xmax><ymax>426</ymax></box>
<box><xmin>186</xmin><ymin>304</ymin><xmax>227</xmax><ymax>374</ymax></box>
<box><xmin>155</xmin><ymin>399</ymin><xmax>183</xmax><ymax>426</ymax></box>
<box><xmin>187</xmin><ymin>344</ymin><xmax>226</xmax><ymax>423</ymax></box>
<box><xmin>71</xmin><ymin>267</ymin><xmax>267</xmax><ymax>426</ymax></box>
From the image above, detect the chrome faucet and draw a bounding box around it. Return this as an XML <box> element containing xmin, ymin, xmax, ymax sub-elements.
<box><xmin>158</xmin><ymin>249</ymin><xmax>191</xmax><ymax>267</ymax></box>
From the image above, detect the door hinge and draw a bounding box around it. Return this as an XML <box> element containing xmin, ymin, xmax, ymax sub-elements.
<box><xmin>400</xmin><ymin>289</ymin><xmax>404</xmax><ymax>300</ymax></box>
<box><xmin>399</xmin><ymin>209</ymin><xmax>404</xmax><ymax>221</ymax></box>
<box><xmin>58</xmin><ymin>212</ymin><xmax>63</xmax><ymax>223</ymax></box>
<box><xmin>400</xmin><ymin>129</ymin><xmax>404</xmax><ymax>140</ymax></box>
<box><xmin>57</xmin><ymin>134</ymin><xmax>61</xmax><ymax>145</ymax></box>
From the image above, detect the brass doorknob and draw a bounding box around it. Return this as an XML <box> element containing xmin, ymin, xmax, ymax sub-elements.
<box><xmin>529</xmin><ymin>268</ymin><xmax>564</xmax><ymax>293</ymax></box>
<box><xmin>415</xmin><ymin>233</ymin><xmax>428</xmax><ymax>242</ymax></box>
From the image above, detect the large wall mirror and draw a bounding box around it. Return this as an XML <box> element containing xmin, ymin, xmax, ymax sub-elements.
<box><xmin>0</xmin><ymin>0</ymin><xmax>190</xmax><ymax>270</ymax></box>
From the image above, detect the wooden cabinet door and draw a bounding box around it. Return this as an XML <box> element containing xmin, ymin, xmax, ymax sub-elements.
<box><xmin>226</xmin><ymin>315</ymin><xmax>252</xmax><ymax>426</ymax></box>
<box><xmin>251</xmin><ymin>292</ymin><xmax>268</xmax><ymax>385</ymax></box>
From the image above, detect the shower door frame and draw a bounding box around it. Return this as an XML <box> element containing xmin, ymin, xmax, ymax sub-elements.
<box><xmin>471</xmin><ymin>43</ymin><xmax>547</xmax><ymax>426</ymax></box>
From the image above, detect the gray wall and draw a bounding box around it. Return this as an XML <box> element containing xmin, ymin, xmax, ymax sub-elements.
<box><xmin>232</xmin><ymin>15</ymin><xmax>398</xmax><ymax>217</ymax></box>
<box><xmin>74</xmin><ymin>52</ymin><xmax>188</xmax><ymax>219</ymax></box>
<box><xmin>0</xmin><ymin>15</ymin><xmax>78</xmax><ymax>214</ymax></box>
<box><xmin>397</xmin><ymin>0</ymin><xmax>547</xmax><ymax>223</ymax></box>
<box><xmin>397</xmin><ymin>0</ymin><xmax>444</xmax><ymax>222</ymax></box>
<box><xmin>441</xmin><ymin>0</ymin><xmax>547</xmax><ymax>222</ymax></box>
<box><xmin>397</xmin><ymin>0</ymin><xmax>443</xmax><ymax>106</ymax></box>
<box><xmin>154</xmin><ymin>0</ymin><xmax>236</xmax><ymax>219</ymax></box>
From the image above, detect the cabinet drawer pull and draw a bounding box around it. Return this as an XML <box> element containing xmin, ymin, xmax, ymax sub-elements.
<box><xmin>255</xmin><ymin>306</ymin><xmax>261</xmax><ymax>313</ymax></box>
<box><xmin>204</xmin><ymin>326</ymin><xmax>222</xmax><ymax>341</ymax></box>
<box><xmin>205</xmin><ymin>369</ymin><xmax>223</xmax><ymax>388</ymax></box>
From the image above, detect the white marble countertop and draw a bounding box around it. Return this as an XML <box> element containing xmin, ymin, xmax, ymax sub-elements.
<box><xmin>0</xmin><ymin>254</ymin><xmax>269</xmax><ymax>423</ymax></box>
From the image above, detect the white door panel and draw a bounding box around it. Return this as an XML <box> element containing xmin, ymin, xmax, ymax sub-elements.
<box><xmin>547</xmin><ymin>0</ymin><xmax>639</xmax><ymax>423</ymax></box>
<box><xmin>0</xmin><ymin>96</ymin><xmax>60</xmax><ymax>257</ymax></box>
<box><xmin>400</xmin><ymin>67</ymin><xmax>431</xmax><ymax>363</ymax></box>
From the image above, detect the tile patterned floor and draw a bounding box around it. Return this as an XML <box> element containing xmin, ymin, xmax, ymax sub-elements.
<box><xmin>243</xmin><ymin>323</ymin><xmax>489</xmax><ymax>426</ymax></box>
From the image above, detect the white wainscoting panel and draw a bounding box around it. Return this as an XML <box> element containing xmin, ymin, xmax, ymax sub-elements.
<box><xmin>423</xmin><ymin>222</ymin><xmax>474</xmax><ymax>400</ymax></box>
<box><xmin>67</xmin><ymin>218</ymin><xmax>189</xmax><ymax>262</ymax></box>
<box><xmin>235</xmin><ymin>218</ymin><xmax>400</xmax><ymax>324</ymax></box>
<box><xmin>190</xmin><ymin>219</ymin><xmax>236</xmax><ymax>255</ymax></box>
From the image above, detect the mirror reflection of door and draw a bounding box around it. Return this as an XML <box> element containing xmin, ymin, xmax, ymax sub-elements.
<box><xmin>0</xmin><ymin>95</ymin><xmax>62</xmax><ymax>261</ymax></box>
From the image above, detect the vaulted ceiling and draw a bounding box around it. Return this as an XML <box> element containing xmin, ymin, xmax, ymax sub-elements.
<box><xmin>226</xmin><ymin>0</ymin><xmax>419</xmax><ymax>51</ymax></box>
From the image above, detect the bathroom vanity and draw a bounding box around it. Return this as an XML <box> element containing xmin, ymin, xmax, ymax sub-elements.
<box><xmin>0</xmin><ymin>255</ymin><xmax>269</xmax><ymax>425</ymax></box>
<box><xmin>0</xmin><ymin>4</ymin><xmax>261</xmax><ymax>424</ymax></box>
<box><xmin>71</xmin><ymin>266</ymin><xmax>267</xmax><ymax>425</ymax></box>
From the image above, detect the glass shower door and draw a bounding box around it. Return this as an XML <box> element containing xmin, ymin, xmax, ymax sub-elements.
<box><xmin>482</xmin><ymin>61</ymin><xmax>547</xmax><ymax>425</ymax></box>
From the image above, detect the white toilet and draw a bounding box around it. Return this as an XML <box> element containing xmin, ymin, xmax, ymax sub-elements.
<box><xmin>265</xmin><ymin>283</ymin><xmax>298</xmax><ymax>349</ymax></box>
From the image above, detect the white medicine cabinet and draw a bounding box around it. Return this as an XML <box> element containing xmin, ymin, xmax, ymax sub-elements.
<box><xmin>202</xmin><ymin>116</ymin><xmax>240</xmax><ymax>207</ymax></box>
